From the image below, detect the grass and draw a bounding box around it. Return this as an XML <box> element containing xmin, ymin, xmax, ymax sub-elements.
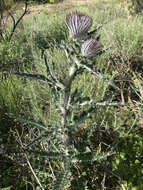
<box><xmin>0</xmin><ymin>0</ymin><xmax>143</xmax><ymax>189</ymax></box>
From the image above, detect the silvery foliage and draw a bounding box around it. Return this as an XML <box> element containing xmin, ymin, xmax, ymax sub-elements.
<box><xmin>9</xmin><ymin>12</ymin><xmax>121</xmax><ymax>190</ymax></box>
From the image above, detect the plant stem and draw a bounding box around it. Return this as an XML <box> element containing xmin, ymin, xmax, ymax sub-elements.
<box><xmin>60</xmin><ymin>65</ymin><xmax>77</xmax><ymax>158</ymax></box>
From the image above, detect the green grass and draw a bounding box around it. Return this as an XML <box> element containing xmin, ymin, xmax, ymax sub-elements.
<box><xmin>0</xmin><ymin>1</ymin><xmax>143</xmax><ymax>189</ymax></box>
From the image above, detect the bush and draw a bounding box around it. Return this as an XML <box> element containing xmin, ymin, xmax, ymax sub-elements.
<box><xmin>125</xmin><ymin>0</ymin><xmax>143</xmax><ymax>15</ymax></box>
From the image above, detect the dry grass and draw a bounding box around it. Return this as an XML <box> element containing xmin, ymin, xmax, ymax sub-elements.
<box><xmin>25</xmin><ymin>0</ymin><xmax>109</xmax><ymax>17</ymax></box>
<box><xmin>21</xmin><ymin>0</ymin><xmax>123</xmax><ymax>20</ymax></box>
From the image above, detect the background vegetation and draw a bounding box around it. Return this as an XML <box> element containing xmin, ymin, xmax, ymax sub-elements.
<box><xmin>0</xmin><ymin>0</ymin><xmax>143</xmax><ymax>190</ymax></box>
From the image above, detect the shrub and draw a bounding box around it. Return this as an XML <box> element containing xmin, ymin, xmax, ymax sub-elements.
<box><xmin>129</xmin><ymin>0</ymin><xmax>143</xmax><ymax>14</ymax></box>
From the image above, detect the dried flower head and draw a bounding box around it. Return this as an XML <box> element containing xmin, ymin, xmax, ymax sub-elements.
<box><xmin>66</xmin><ymin>12</ymin><xmax>92</xmax><ymax>40</ymax></box>
<box><xmin>81</xmin><ymin>38</ymin><xmax>103</xmax><ymax>58</ymax></box>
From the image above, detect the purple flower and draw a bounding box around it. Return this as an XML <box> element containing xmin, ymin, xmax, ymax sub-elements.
<box><xmin>81</xmin><ymin>38</ymin><xmax>103</xmax><ymax>58</ymax></box>
<box><xmin>66</xmin><ymin>12</ymin><xmax>92</xmax><ymax>40</ymax></box>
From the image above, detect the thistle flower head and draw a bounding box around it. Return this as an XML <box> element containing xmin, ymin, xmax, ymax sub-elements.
<box><xmin>81</xmin><ymin>38</ymin><xmax>103</xmax><ymax>58</ymax></box>
<box><xmin>66</xmin><ymin>12</ymin><xmax>92</xmax><ymax>40</ymax></box>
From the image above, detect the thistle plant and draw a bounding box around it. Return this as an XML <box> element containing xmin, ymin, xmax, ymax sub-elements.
<box><xmin>9</xmin><ymin>12</ymin><xmax>122</xmax><ymax>190</ymax></box>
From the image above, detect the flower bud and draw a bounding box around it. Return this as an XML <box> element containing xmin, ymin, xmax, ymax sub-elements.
<box><xmin>81</xmin><ymin>38</ymin><xmax>103</xmax><ymax>58</ymax></box>
<box><xmin>66</xmin><ymin>12</ymin><xmax>92</xmax><ymax>40</ymax></box>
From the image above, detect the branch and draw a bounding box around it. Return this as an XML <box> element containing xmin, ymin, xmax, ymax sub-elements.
<box><xmin>11</xmin><ymin>71</ymin><xmax>52</xmax><ymax>84</ymax></box>
<box><xmin>73</xmin><ymin>56</ymin><xmax>120</xmax><ymax>90</ymax></box>
<box><xmin>9</xmin><ymin>11</ymin><xmax>15</xmax><ymax>29</ymax></box>
<box><xmin>43</xmin><ymin>53</ymin><xmax>56</xmax><ymax>81</ymax></box>
<box><xmin>0</xmin><ymin>29</ymin><xmax>4</xmax><ymax>40</ymax></box>
<box><xmin>96</xmin><ymin>101</ymin><xmax>131</xmax><ymax>106</ymax></box>
<box><xmin>32</xmin><ymin>30</ymin><xmax>65</xmax><ymax>50</ymax></box>
<box><xmin>8</xmin><ymin>0</ymin><xmax>28</xmax><ymax>41</ymax></box>
<box><xmin>43</xmin><ymin>53</ymin><xmax>65</xmax><ymax>90</ymax></box>
<box><xmin>16</xmin><ymin>130</ymin><xmax>45</xmax><ymax>190</ymax></box>
<box><xmin>87</xmin><ymin>21</ymin><xmax>108</xmax><ymax>37</ymax></box>
<box><xmin>25</xmin><ymin>153</ymin><xmax>45</xmax><ymax>190</ymax></box>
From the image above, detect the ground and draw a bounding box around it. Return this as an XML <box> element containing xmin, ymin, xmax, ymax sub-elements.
<box><xmin>25</xmin><ymin>0</ymin><xmax>97</xmax><ymax>17</ymax></box>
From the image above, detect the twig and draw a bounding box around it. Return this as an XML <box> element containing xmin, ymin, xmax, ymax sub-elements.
<box><xmin>0</xmin><ymin>29</ymin><xmax>4</xmax><ymax>40</ymax></box>
<box><xmin>25</xmin><ymin>154</ymin><xmax>45</xmax><ymax>190</ymax></box>
<box><xmin>8</xmin><ymin>0</ymin><xmax>28</xmax><ymax>41</ymax></box>
<box><xmin>43</xmin><ymin>52</ymin><xmax>65</xmax><ymax>90</ymax></box>
<box><xmin>49</xmin><ymin>161</ymin><xmax>56</xmax><ymax>181</ymax></box>
<box><xmin>88</xmin><ymin>21</ymin><xmax>109</xmax><ymax>37</ymax></box>
<box><xmin>16</xmin><ymin>130</ymin><xmax>45</xmax><ymax>190</ymax></box>
<box><xmin>96</xmin><ymin>101</ymin><xmax>132</xmax><ymax>106</ymax></box>
<box><xmin>73</xmin><ymin>56</ymin><xmax>119</xmax><ymax>90</ymax></box>
<box><xmin>101</xmin><ymin>172</ymin><xmax>106</xmax><ymax>190</ymax></box>
<box><xmin>43</xmin><ymin>53</ymin><xmax>56</xmax><ymax>81</ymax></box>
<box><xmin>32</xmin><ymin>30</ymin><xmax>65</xmax><ymax>50</ymax></box>
<box><xmin>9</xmin><ymin>71</ymin><xmax>52</xmax><ymax>84</ymax></box>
